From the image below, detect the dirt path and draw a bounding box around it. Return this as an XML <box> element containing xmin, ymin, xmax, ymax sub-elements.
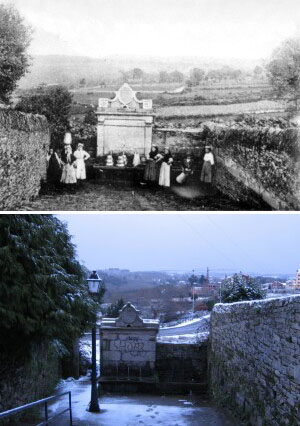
<box><xmin>17</xmin><ymin>181</ymin><xmax>256</xmax><ymax>211</ymax></box>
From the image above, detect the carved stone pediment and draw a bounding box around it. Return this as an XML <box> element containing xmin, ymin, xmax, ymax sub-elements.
<box><xmin>115</xmin><ymin>302</ymin><xmax>143</xmax><ymax>327</ymax></box>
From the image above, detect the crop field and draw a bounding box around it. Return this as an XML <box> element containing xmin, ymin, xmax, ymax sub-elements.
<box><xmin>70</xmin><ymin>80</ymin><xmax>287</xmax><ymax>120</ymax></box>
<box><xmin>156</xmin><ymin>100</ymin><xmax>285</xmax><ymax>118</ymax></box>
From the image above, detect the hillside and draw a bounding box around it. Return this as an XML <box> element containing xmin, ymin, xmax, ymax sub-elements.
<box><xmin>18</xmin><ymin>54</ymin><xmax>264</xmax><ymax>89</ymax></box>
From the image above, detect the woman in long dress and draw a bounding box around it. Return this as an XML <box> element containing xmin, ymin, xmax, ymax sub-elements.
<box><xmin>60</xmin><ymin>145</ymin><xmax>77</xmax><ymax>190</ymax></box>
<box><xmin>159</xmin><ymin>148</ymin><xmax>173</xmax><ymax>187</ymax></box>
<box><xmin>144</xmin><ymin>146</ymin><xmax>159</xmax><ymax>183</ymax></box>
<box><xmin>200</xmin><ymin>146</ymin><xmax>214</xmax><ymax>183</ymax></box>
<box><xmin>46</xmin><ymin>148</ymin><xmax>62</xmax><ymax>188</ymax></box>
<box><xmin>73</xmin><ymin>143</ymin><xmax>90</xmax><ymax>185</ymax></box>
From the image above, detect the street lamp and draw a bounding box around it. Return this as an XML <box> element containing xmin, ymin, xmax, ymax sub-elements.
<box><xmin>86</xmin><ymin>271</ymin><xmax>102</xmax><ymax>413</ymax></box>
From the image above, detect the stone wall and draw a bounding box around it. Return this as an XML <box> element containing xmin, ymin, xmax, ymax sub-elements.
<box><xmin>0</xmin><ymin>109</ymin><xmax>50</xmax><ymax>210</ymax></box>
<box><xmin>156</xmin><ymin>341</ymin><xmax>208</xmax><ymax>384</ymax></box>
<box><xmin>209</xmin><ymin>296</ymin><xmax>300</xmax><ymax>426</ymax></box>
<box><xmin>100</xmin><ymin>328</ymin><xmax>157</xmax><ymax>378</ymax></box>
<box><xmin>152</xmin><ymin>122</ymin><xmax>300</xmax><ymax>210</ymax></box>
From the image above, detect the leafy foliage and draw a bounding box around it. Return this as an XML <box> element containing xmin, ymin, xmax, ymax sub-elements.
<box><xmin>0</xmin><ymin>215</ymin><xmax>99</xmax><ymax>351</ymax></box>
<box><xmin>267</xmin><ymin>37</ymin><xmax>300</xmax><ymax>110</ymax></box>
<box><xmin>16</xmin><ymin>85</ymin><xmax>73</xmax><ymax>148</ymax></box>
<box><xmin>0</xmin><ymin>4</ymin><xmax>32</xmax><ymax>103</ymax></box>
<box><xmin>105</xmin><ymin>298</ymin><xmax>125</xmax><ymax>318</ymax></box>
<box><xmin>220</xmin><ymin>273</ymin><xmax>266</xmax><ymax>303</ymax></box>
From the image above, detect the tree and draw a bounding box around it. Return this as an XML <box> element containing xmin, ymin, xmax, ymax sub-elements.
<box><xmin>106</xmin><ymin>298</ymin><xmax>125</xmax><ymax>318</ymax></box>
<box><xmin>267</xmin><ymin>37</ymin><xmax>300</xmax><ymax>110</ymax></box>
<box><xmin>159</xmin><ymin>70</ymin><xmax>169</xmax><ymax>83</ymax></box>
<box><xmin>220</xmin><ymin>273</ymin><xmax>266</xmax><ymax>303</ymax></box>
<box><xmin>0</xmin><ymin>215</ymin><xmax>99</xmax><ymax>351</ymax></box>
<box><xmin>190</xmin><ymin>68</ymin><xmax>205</xmax><ymax>86</ymax></box>
<box><xmin>253</xmin><ymin>65</ymin><xmax>263</xmax><ymax>77</ymax></box>
<box><xmin>84</xmin><ymin>109</ymin><xmax>97</xmax><ymax>125</ymax></box>
<box><xmin>169</xmin><ymin>70</ymin><xmax>184</xmax><ymax>83</ymax></box>
<box><xmin>16</xmin><ymin>85</ymin><xmax>73</xmax><ymax>148</ymax></box>
<box><xmin>132</xmin><ymin>68</ymin><xmax>144</xmax><ymax>80</ymax></box>
<box><xmin>188</xmin><ymin>274</ymin><xmax>199</xmax><ymax>287</ymax></box>
<box><xmin>0</xmin><ymin>4</ymin><xmax>32</xmax><ymax>103</ymax></box>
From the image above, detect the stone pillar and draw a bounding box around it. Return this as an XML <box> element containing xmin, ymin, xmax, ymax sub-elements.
<box><xmin>97</xmin><ymin>120</ymin><xmax>105</xmax><ymax>157</ymax></box>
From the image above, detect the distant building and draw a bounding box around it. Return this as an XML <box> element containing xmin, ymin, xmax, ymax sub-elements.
<box><xmin>271</xmin><ymin>281</ymin><xmax>286</xmax><ymax>290</ymax></box>
<box><xmin>296</xmin><ymin>269</ymin><xmax>300</xmax><ymax>289</ymax></box>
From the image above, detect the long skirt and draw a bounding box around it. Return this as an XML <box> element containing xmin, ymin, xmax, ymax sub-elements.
<box><xmin>144</xmin><ymin>160</ymin><xmax>157</xmax><ymax>182</ymax></box>
<box><xmin>200</xmin><ymin>161</ymin><xmax>212</xmax><ymax>183</ymax></box>
<box><xmin>159</xmin><ymin>162</ymin><xmax>171</xmax><ymax>187</ymax></box>
<box><xmin>47</xmin><ymin>158</ymin><xmax>61</xmax><ymax>185</ymax></box>
<box><xmin>75</xmin><ymin>159</ymin><xmax>86</xmax><ymax>180</ymax></box>
<box><xmin>61</xmin><ymin>164</ymin><xmax>77</xmax><ymax>184</ymax></box>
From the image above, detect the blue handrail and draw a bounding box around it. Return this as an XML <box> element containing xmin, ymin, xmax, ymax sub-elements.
<box><xmin>0</xmin><ymin>391</ymin><xmax>72</xmax><ymax>425</ymax></box>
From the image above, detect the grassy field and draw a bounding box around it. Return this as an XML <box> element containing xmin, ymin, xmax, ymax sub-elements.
<box><xmin>155</xmin><ymin>100</ymin><xmax>285</xmax><ymax>118</ymax></box>
<box><xmin>70</xmin><ymin>80</ymin><xmax>286</xmax><ymax>120</ymax></box>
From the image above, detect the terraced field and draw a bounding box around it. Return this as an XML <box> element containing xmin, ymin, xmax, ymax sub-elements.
<box><xmin>156</xmin><ymin>99</ymin><xmax>285</xmax><ymax>118</ymax></box>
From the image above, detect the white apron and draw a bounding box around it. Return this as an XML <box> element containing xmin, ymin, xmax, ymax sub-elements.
<box><xmin>74</xmin><ymin>150</ymin><xmax>90</xmax><ymax>180</ymax></box>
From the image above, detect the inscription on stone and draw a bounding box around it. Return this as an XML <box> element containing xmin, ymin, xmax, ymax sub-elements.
<box><xmin>112</xmin><ymin>337</ymin><xmax>145</xmax><ymax>357</ymax></box>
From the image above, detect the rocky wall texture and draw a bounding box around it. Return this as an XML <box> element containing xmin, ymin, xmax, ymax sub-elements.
<box><xmin>209</xmin><ymin>296</ymin><xmax>300</xmax><ymax>426</ymax></box>
<box><xmin>153</xmin><ymin>120</ymin><xmax>300</xmax><ymax>210</ymax></box>
<box><xmin>0</xmin><ymin>109</ymin><xmax>50</xmax><ymax>210</ymax></box>
<box><xmin>156</xmin><ymin>341</ymin><xmax>208</xmax><ymax>384</ymax></box>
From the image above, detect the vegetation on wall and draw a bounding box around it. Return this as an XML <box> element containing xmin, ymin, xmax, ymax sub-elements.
<box><xmin>16</xmin><ymin>85</ymin><xmax>73</xmax><ymax>148</ymax></box>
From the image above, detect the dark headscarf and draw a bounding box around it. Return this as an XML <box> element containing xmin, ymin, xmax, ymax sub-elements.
<box><xmin>163</xmin><ymin>150</ymin><xmax>173</xmax><ymax>163</ymax></box>
<box><xmin>149</xmin><ymin>146</ymin><xmax>159</xmax><ymax>159</ymax></box>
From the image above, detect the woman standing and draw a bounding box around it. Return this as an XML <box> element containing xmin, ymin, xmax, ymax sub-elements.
<box><xmin>200</xmin><ymin>146</ymin><xmax>215</xmax><ymax>183</ymax></box>
<box><xmin>144</xmin><ymin>145</ymin><xmax>159</xmax><ymax>183</ymax></box>
<box><xmin>73</xmin><ymin>143</ymin><xmax>90</xmax><ymax>185</ymax></box>
<box><xmin>60</xmin><ymin>145</ymin><xmax>77</xmax><ymax>190</ymax></box>
<box><xmin>46</xmin><ymin>147</ymin><xmax>62</xmax><ymax>188</ymax></box>
<box><xmin>159</xmin><ymin>148</ymin><xmax>173</xmax><ymax>187</ymax></box>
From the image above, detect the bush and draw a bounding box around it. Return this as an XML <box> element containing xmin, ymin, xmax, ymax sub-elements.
<box><xmin>220</xmin><ymin>273</ymin><xmax>266</xmax><ymax>303</ymax></box>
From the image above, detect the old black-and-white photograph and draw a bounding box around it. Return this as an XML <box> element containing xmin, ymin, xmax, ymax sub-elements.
<box><xmin>1</xmin><ymin>0</ymin><xmax>300</xmax><ymax>210</ymax></box>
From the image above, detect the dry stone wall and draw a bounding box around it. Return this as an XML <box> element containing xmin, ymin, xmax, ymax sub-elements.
<box><xmin>0</xmin><ymin>109</ymin><xmax>50</xmax><ymax>210</ymax></box>
<box><xmin>209</xmin><ymin>296</ymin><xmax>300</xmax><ymax>426</ymax></box>
<box><xmin>152</xmin><ymin>122</ymin><xmax>300</xmax><ymax>210</ymax></box>
<box><xmin>156</xmin><ymin>342</ymin><xmax>208</xmax><ymax>384</ymax></box>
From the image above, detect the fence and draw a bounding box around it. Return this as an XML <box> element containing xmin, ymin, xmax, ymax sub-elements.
<box><xmin>0</xmin><ymin>391</ymin><xmax>72</xmax><ymax>426</ymax></box>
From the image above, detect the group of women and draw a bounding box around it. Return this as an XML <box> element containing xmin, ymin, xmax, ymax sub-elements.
<box><xmin>47</xmin><ymin>142</ymin><xmax>215</xmax><ymax>190</ymax></box>
<box><xmin>143</xmin><ymin>145</ymin><xmax>215</xmax><ymax>188</ymax></box>
<box><xmin>46</xmin><ymin>143</ymin><xmax>90</xmax><ymax>190</ymax></box>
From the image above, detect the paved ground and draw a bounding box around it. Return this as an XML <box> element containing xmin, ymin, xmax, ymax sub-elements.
<box><xmin>159</xmin><ymin>317</ymin><xmax>210</xmax><ymax>336</ymax></box>
<box><xmin>18</xmin><ymin>181</ymin><xmax>254</xmax><ymax>211</ymax></box>
<box><xmin>29</xmin><ymin>380</ymin><xmax>239</xmax><ymax>426</ymax></box>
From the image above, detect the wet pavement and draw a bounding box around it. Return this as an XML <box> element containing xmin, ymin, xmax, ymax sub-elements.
<box><xmin>35</xmin><ymin>380</ymin><xmax>239</xmax><ymax>426</ymax></box>
<box><xmin>17</xmin><ymin>181</ymin><xmax>256</xmax><ymax>211</ymax></box>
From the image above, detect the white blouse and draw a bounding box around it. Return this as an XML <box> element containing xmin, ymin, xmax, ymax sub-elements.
<box><xmin>203</xmin><ymin>152</ymin><xmax>214</xmax><ymax>165</ymax></box>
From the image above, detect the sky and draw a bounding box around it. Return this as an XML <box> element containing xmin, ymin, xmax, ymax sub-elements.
<box><xmin>58</xmin><ymin>213</ymin><xmax>300</xmax><ymax>275</ymax></box>
<box><xmin>3</xmin><ymin>0</ymin><xmax>300</xmax><ymax>59</ymax></box>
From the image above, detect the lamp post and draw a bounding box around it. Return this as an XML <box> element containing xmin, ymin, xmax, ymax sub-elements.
<box><xmin>86</xmin><ymin>271</ymin><xmax>102</xmax><ymax>413</ymax></box>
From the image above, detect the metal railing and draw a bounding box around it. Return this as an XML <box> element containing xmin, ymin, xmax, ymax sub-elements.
<box><xmin>0</xmin><ymin>391</ymin><xmax>72</xmax><ymax>426</ymax></box>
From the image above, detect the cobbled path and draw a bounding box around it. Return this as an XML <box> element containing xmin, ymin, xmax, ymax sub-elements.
<box><xmin>18</xmin><ymin>181</ymin><xmax>260</xmax><ymax>211</ymax></box>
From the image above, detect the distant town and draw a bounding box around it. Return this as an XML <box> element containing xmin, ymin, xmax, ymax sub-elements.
<box><xmin>92</xmin><ymin>267</ymin><xmax>300</xmax><ymax>324</ymax></box>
